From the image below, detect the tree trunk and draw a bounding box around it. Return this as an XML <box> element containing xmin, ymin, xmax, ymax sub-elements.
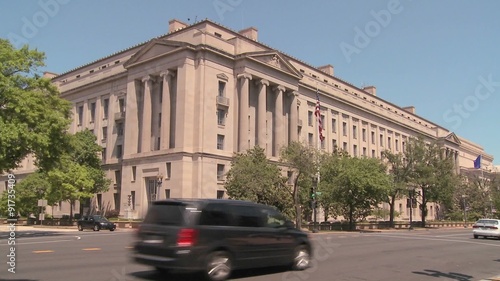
<box><xmin>293</xmin><ymin>179</ymin><xmax>301</xmax><ymax>230</ymax></box>
<box><xmin>69</xmin><ymin>199</ymin><xmax>74</xmax><ymax>224</ymax></box>
<box><xmin>421</xmin><ymin>190</ymin><xmax>427</xmax><ymax>228</ymax></box>
<box><xmin>389</xmin><ymin>195</ymin><xmax>396</xmax><ymax>228</ymax></box>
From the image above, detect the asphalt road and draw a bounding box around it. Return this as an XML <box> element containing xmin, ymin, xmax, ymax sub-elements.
<box><xmin>0</xmin><ymin>227</ymin><xmax>499</xmax><ymax>281</ymax></box>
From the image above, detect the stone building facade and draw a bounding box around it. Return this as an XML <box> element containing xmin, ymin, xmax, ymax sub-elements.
<box><xmin>1</xmin><ymin>19</ymin><xmax>494</xmax><ymax>220</ymax></box>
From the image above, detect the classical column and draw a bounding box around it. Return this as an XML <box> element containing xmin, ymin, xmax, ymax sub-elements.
<box><xmin>160</xmin><ymin>71</ymin><xmax>174</xmax><ymax>150</ymax></box>
<box><xmin>256</xmin><ymin>79</ymin><xmax>269</xmax><ymax>149</ymax></box>
<box><xmin>273</xmin><ymin>85</ymin><xmax>285</xmax><ymax>156</ymax></box>
<box><xmin>141</xmin><ymin>75</ymin><xmax>153</xmax><ymax>153</ymax></box>
<box><xmin>237</xmin><ymin>73</ymin><xmax>252</xmax><ymax>152</ymax></box>
<box><xmin>289</xmin><ymin>91</ymin><xmax>299</xmax><ymax>143</ymax></box>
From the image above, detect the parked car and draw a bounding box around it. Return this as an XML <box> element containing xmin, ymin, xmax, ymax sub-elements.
<box><xmin>472</xmin><ymin>219</ymin><xmax>500</xmax><ymax>239</ymax></box>
<box><xmin>77</xmin><ymin>215</ymin><xmax>116</xmax><ymax>231</ymax></box>
<box><xmin>132</xmin><ymin>199</ymin><xmax>312</xmax><ymax>281</ymax></box>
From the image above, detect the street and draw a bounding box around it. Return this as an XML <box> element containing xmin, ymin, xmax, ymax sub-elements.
<box><xmin>1</xmin><ymin>227</ymin><xmax>499</xmax><ymax>281</ymax></box>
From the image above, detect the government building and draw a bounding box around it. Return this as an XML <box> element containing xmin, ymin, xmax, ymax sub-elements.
<box><xmin>2</xmin><ymin>19</ymin><xmax>495</xmax><ymax>221</ymax></box>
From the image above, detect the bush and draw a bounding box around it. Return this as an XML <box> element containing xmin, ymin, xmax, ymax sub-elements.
<box><xmin>106</xmin><ymin>209</ymin><xmax>120</xmax><ymax>218</ymax></box>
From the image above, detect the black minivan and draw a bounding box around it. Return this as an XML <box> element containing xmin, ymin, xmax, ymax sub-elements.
<box><xmin>132</xmin><ymin>199</ymin><xmax>312</xmax><ymax>281</ymax></box>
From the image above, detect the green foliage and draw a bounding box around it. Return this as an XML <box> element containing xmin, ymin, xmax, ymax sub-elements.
<box><xmin>0</xmin><ymin>172</ymin><xmax>51</xmax><ymax>217</ymax></box>
<box><xmin>0</xmin><ymin>39</ymin><xmax>72</xmax><ymax>173</ymax></box>
<box><xmin>224</xmin><ymin>146</ymin><xmax>293</xmax><ymax>217</ymax></box>
<box><xmin>280</xmin><ymin>141</ymin><xmax>320</xmax><ymax>229</ymax></box>
<box><xmin>320</xmin><ymin>155</ymin><xmax>391</xmax><ymax>230</ymax></box>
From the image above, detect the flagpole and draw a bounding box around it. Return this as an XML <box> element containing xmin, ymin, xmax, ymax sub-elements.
<box><xmin>313</xmin><ymin>88</ymin><xmax>321</xmax><ymax>233</ymax></box>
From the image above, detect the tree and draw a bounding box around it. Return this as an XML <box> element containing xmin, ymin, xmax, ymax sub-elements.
<box><xmin>0</xmin><ymin>39</ymin><xmax>72</xmax><ymax>173</ymax></box>
<box><xmin>406</xmin><ymin>137</ymin><xmax>458</xmax><ymax>227</ymax></box>
<box><xmin>320</xmin><ymin>155</ymin><xmax>391</xmax><ymax>230</ymax></box>
<box><xmin>382</xmin><ymin>150</ymin><xmax>413</xmax><ymax>227</ymax></box>
<box><xmin>0</xmin><ymin>172</ymin><xmax>51</xmax><ymax>217</ymax></box>
<box><xmin>280</xmin><ymin>141</ymin><xmax>319</xmax><ymax>229</ymax></box>
<box><xmin>224</xmin><ymin>146</ymin><xmax>293</xmax><ymax>217</ymax></box>
<box><xmin>45</xmin><ymin>130</ymin><xmax>111</xmax><ymax>220</ymax></box>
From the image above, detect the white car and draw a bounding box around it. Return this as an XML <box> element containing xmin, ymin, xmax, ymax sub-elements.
<box><xmin>472</xmin><ymin>219</ymin><xmax>500</xmax><ymax>239</ymax></box>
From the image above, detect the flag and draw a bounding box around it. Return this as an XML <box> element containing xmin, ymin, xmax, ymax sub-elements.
<box><xmin>315</xmin><ymin>90</ymin><xmax>325</xmax><ymax>142</ymax></box>
<box><xmin>473</xmin><ymin>155</ymin><xmax>481</xmax><ymax>169</ymax></box>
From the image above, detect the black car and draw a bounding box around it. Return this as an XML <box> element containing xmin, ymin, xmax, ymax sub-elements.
<box><xmin>77</xmin><ymin>215</ymin><xmax>116</xmax><ymax>231</ymax></box>
<box><xmin>132</xmin><ymin>199</ymin><xmax>312</xmax><ymax>281</ymax></box>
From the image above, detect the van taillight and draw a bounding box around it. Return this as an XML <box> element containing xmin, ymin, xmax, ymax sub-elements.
<box><xmin>177</xmin><ymin>228</ymin><xmax>198</xmax><ymax>247</ymax></box>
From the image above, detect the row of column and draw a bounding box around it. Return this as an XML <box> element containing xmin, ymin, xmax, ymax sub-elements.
<box><xmin>140</xmin><ymin>71</ymin><xmax>175</xmax><ymax>153</ymax></box>
<box><xmin>237</xmin><ymin>73</ymin><xmax>299</xmax><ymax>154</ymax></box>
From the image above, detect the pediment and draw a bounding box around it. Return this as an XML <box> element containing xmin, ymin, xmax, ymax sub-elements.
<box><xmin>124</xmin><ymin>39</ymin><xmax>187</xmax><ymax>68</ymax></box>
<box><xmin>243</xmin><ymin>51</ymin><xmax>303</xmax><ymax>79</ymax></box>
<box><xmin>443</xmin><ymin>132</ymin><xmax>461</xmax><ymax>145</ymax></box>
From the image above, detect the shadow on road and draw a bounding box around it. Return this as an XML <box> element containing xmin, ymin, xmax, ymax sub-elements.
<box><xmin>129</xmin><ymin>266</ymin><xmax>290</xmax><ymax>280</ymax></box>
<box><xmin>0</xmin><ymin>231</ymin><xmax>67</xmax><ymax>239</ymax></box>
<box><xmin>412</xmin><ymin>269</ymin><xmax>473</xmax><ymax>281</ymax></box>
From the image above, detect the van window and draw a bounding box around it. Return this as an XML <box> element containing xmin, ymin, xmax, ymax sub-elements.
<box><xmin>261</xmin><ymin>208</ymin><xmax>287</xmax><ymax>228</ymax></box>
<box><xmin>231</xmin><ymin>205</ymin><xmax>265</xmax><ymax>227</ymax></box>
<box><xmin>199</xmin><ymin>203</ymin><xmax>232</xmax><ymax>226</ymax></box>
<box><xmin>143</xmin><ymin>203</ymin><xmax>198</xmax><ymax>226</ymax></box>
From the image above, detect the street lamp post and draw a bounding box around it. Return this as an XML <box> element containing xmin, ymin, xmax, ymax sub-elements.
<box><xmin>156</xmin><ymin>174</ymin><xmax>163</xmax><ymax>201</ymax></box>
<box><xmin>409</xmin><ymin>189</ymin><xmax>414</xmax><ymax>230</ymax></box>
<box><xmin>312</xmin><ymin>177</ymin><xmax>318</xmax><ymax>233</ymax></box>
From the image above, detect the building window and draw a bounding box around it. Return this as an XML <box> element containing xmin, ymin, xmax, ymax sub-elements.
<box><xmin>218</xmin><ymin>81</ymin><xmax>226</xmax><ymax>97</ymax></box>
<box><xmin>372</xmin><ymin>149</ymin><xmax>376</xmax><ymax>158</ymax></box>
<box><xmin>402</xmin><ymin>141</ymin><xmax>406</xmax><ymax>151</ymax></box>
<box><xmin>89</xmin><ymin>129</ymin><xmax>94</xmax><ymax>135</ymax></box>
<box><xmin>116</xmin><ymin>123</ymin><xmax>124</xmax><ymax>136</ymax></box>
<box><xmin>287</xmin><ymin>171</ymin><xmax>293</xmax><ymax>185</ymax></box>
<box><xmin>103</xmin><ymin>98</ymin><xmax>109</xmax><ymax>119</ymax></box>
<box><xmin>371</xmin><ymin>131</ymin><xmax>375</xmax><ymax>144</ymax></box>
<box><xmin>308</xmin><ymin>133</ymin><xmax>313</xmax><ymax>146</ymax></box>
<box><xmin>116</xmin><ymin>145</ymin><xmax>123</xmax><ymax>158</ymax></box>
<box><xmin>380</xmin><ymin>134</ymin><xmax>384</xmax><ymax>147</ymax></box>
<box><xmin>114</xmin><ymin>170</ymin><xmax>121</xmax><ymax>186</ymax></box>
<box><xmin>342</xmin><ymin>122</ymin><xmax>347</xmax><ymax>136</ymax></box>
<box><xmin>217</xmin><ymin>109</ymin><xmax>226</xmax><ymax>126</ymax></box>
<box><xmin>131</xmin><ymin>166</ymin><xmax>136</xmax><ymax>182</ymax></box>
<box><xmin>166</xmin><ymin>162</ymin><xmax>171</xmax><ymax>179</ymax></box>
<box><xmin>388</xmin><ymin>137</ymin><xmax>392</xmax><ymax>149</ymax></box>
<box><xmin>332</xmin><ymin>139</ymin><xmax>337</xmax><ymax>149</ymax></box>
<box><xmin>217</xmin><ymin>190</ymin><xmax>225</xmax><ymax>199</ymax></box>
<box><xmin>363</xmin><ymin>147</ymin><xmax>367</xmax><ymax>157</ymax></box>
<box><xmin>101</xmin><ymin>147</ymin><xmax>106</xmax><ymax>161</ymax></box>
<box><xmin>362</xmin><ymin>128</ymin><xmax>367</xmax><ymax>142</ymax></box>
<box><xmin>353</xmin><ymin>125</ymin><xmax>357</xmax><ymax>139</ymax></box>
<box><xmin>102</xmin><ymin>126</ymin><xmax>108</xmax><ymax>141</ymax></box>
<box><xmin>131</xmin><ymin>191</ymin><xmax>136</xmax><ymax>210</ymax></box>
<box><xmin>118</xmin><ymin>98</ymin><xmax>125</xmax><ymax>113</ymax></box>
<box><xmin>308</xmin><ymin>111</ymin><xmax>313</xmax><ymax>126</ymax></box>
<box><xmin>217</xmin><ymin>134</ymin><xmax>224</xmax><ymax>150</ymax></box>
<box><xmin>331</xmin><ymin>118</ymin><xmax>337</xmax><ymax>133</ymax></box>
<box><xmin>97</xmin><ymin>194</ymin><xmax>102</xmax><ymax>210</ymax></box>
<box><xmin>165</xmin><ymin>189</ymin><xmax>171</xmax><ymax>199</ymax></box>
<box><xmin>353</xmin><ymin>145</ymin><xmax>358</xmax><ymax>157</ymax></box>
<box><xmin>399</xmin><ymin>203</ymin><xmax>403</xmax><ymax>214</ymax></box>
<box><xmin>217</xmin><ymin>164</ymin><xmax>225</xmax><ymax>181</ymax></box>
<box><xmin>158</xmin><ymin>113</ymin><xmax>162</xmax><ymax>128</ymax></box>
<box><xmin>90</xmin><ymin>102</ymin><xmax>96</xmax><ymax>123</ymax></box>
<box><xmin>396</xmin><ymin>139</ymin><xmax>399</xmax><ymax>151</ymax></box>
<box><xmin>343</xmin><ymin>142</ymin><xmax>348</xmax><ymax>152</ymax></box>
<box><xmin>77</xmin><ymin>105</ymin><xmax>83</xmax><ymax>125</ymax></box>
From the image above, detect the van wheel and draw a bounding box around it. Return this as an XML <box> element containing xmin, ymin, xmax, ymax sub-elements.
<box><xmin>292</xmin><ymin>245</ymin><xmax>311</xmax><ymax>271</ymax></box>
<box><xmin>204</xmin><ymin>251</ymin><xmax>232</xmax><ymax>281</ymax></box>
<box><xmin>78</xmin><ymin>225</ymin><xmax>83</xmax><ymax>231</ymax></box>
<box><xmin>93</xmin><ymin>224</ymin><xmax>100</xmax><ymax>231</ymax></box>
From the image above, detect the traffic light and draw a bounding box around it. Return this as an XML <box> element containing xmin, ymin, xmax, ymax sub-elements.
<box><xmin>310</xmin><ymin>187</ymin><xmax>315</xmax><ymax>199</ymax></box>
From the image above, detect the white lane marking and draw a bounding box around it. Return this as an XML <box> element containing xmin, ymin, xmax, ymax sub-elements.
<box><xmin>369</xmin><ymin>233</ymin><xmax>500</xmax><ymax>247</ymax></box>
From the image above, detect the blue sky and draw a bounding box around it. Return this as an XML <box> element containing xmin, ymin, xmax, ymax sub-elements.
<box><xmin>1</xmin><ymin>0</ymin><xmax>499</xmax><ymax>165</ymax></box>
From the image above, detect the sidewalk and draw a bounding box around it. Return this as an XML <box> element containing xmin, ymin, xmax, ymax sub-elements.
<box><xmin>0</xmin><ymin>224</ymin><xmax>79</xmax><ymax>232</ymax></box>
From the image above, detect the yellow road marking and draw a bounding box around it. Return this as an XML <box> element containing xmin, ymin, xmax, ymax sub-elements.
<box><xmin>82</xmin><ymin>248</ymin><xmax>101</xmax><ymax>251</ymax></box>
<box><xmin>33</xmin><ymin>250</ymin><xmax>54</xmax><ymax>254</ymax></box>
<box><xmin>124</xmin><ymin>246</ymin><xmax>133</xmax><ymax>249</ymax></box>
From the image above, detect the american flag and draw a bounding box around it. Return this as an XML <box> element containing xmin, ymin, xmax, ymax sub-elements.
<box><xmin>315</xmin><ymin>90</ymin><xmax>325</xmax><ymax>142</ymax></box>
